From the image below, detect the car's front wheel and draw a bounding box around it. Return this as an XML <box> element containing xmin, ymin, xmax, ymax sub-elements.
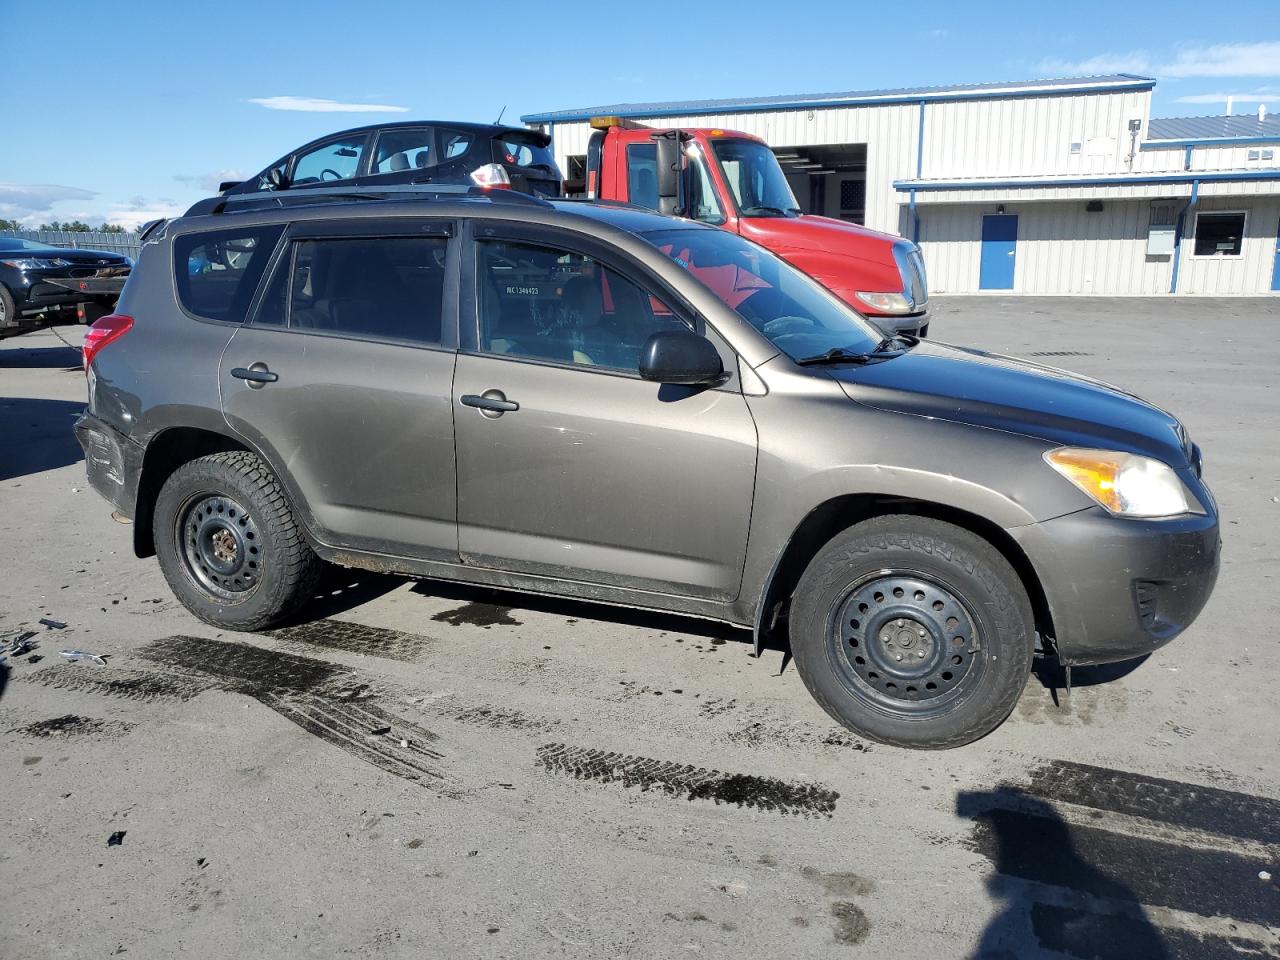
<box><xmin>789</xmin><ymin>515</ymin><xmax>1034</xmax><ymax>749</ymax></box>
<box><xmin>154</xmin><ymin>451</ymin><xmax>324</xmax><ymax>630</ymax></box>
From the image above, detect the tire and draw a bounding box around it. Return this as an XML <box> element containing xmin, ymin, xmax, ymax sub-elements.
<box><xmin>0</xmin><ymin>284</ymin><xmax>16</xmax><ymax>329</ymax></box>
<box><xmin>789</xmin><ymin>515</ymin><xmax>1034</xmax><ymax>749</ymax></box>
<box><xmin>154</xmin><ymin>451</ymin><xmax>324</xmax><ymax>631</ymax></box>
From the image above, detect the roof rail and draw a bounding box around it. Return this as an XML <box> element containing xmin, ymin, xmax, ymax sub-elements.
<box><xmin>183</xmin><ymin>183</ymin><xmax>555</xmax><ymax>218</ymax></box>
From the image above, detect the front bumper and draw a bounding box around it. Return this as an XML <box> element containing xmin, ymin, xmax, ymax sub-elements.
<box><xmin>868</xmin><ymin>306</ymin><xmax>929</xmax><ymax>338</ymax></box>
<box><xmin>74</xmin><ymin>411</ymin><xmax>143</xmax><ymax>518</ymax></box>
<box><xmin>1009</xmin><ymin>506</ymin><xmax>1221</xmax><ymax>666</ymax></box>
<box><xmin>16</xmin><ymin>276</ymin><xmax>126</xmax><ymax>315</ymax></box>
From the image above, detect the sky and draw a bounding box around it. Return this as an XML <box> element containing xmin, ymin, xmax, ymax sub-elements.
<box><xmin>2</xmin><ymin>0</ymin><xmax>1279</xmax><ymax>228</ymax></box>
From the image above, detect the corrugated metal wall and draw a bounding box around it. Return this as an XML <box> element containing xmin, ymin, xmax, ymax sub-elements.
<box><xmin>920</xmin><ymin>196</ymin><xmax>1279</xmax><ymax>295</ymax></box>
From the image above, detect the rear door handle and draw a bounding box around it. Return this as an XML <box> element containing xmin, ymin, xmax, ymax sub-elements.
<box><xmin>231</xmin><ymin>364</ymin><xmax>278</xmax><ymax>388</ymax></box>
<box><xmin>461</xmin><ymin>392</ymin><xmax>519</xmax><ymax>416</ymax></box>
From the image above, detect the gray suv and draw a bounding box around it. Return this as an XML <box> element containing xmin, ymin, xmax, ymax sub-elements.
<box><xmin>75</xmin><ymin>188</ymin><xmax>1220</xmax><ymax>748</ymax></box>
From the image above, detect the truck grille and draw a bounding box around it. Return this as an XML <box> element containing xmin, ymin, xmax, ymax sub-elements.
<box><xmin>893</xmin><ymin>242</ymin><xmax>928</xmax><ymax>310</ymax></box>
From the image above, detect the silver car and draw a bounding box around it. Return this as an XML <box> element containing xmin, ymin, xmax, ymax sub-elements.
<box><xmin>75</xmin><ymin>190</ymin><xmax>1219</xmax><ymax>748</ymax></box>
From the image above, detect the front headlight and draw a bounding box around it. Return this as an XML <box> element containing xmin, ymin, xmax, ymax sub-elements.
<box><xmin>1044</xmin><ymin>448</ymin><xmax>1202</xmax><ymax>518</ymax></box>
<box><xmin>855</xmin><ymin>291</ymin><xmax>913</xmax><ymax>314</ymax></box>
<box><xmin>1</xmin><ymin>257</ymin><xmax>71</xmax><ymax>269</ymax></box>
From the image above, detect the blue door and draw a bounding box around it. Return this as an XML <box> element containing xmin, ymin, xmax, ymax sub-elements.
<box><xmin>979</xmin><ymin>214</ymin><xmax>1018</xmax><ymax>290</ymax></box>
<box><xmin>1272</xmin><ymin>216</ymin><xmax>1280</xmax><ymax>292</ymax></box>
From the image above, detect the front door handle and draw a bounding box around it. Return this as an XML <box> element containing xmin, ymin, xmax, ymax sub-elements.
<box><xmin>231</xmin><ymin>363</ymin><xmax>278</xmax><ymax>388</ymax></box>
<box><xmin>461</xmin><ymin>391</ymin><xmax>519</xmax><ymax>417</ymax></box>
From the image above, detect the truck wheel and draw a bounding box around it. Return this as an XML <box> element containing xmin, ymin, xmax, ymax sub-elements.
<box><xmin>789</xmin><ymin>515</ymin><xmax>1034</xmax><ymax>749</ymax></box>
<box><xmin>153</xmin><ymin>451</ymin><xmax>324</xmax><ymax>631</ymax></box>
<box><xmin>0</xmin><ymin>284</ymin><xmax>16</xmax><ymax>329</ymax></box>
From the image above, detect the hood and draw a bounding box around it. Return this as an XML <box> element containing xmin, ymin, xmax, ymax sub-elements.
<box><xmin>737</xmin><ymin>216</ymin><xmax>907</xmax><ymax>300</ymax></box>
<box><xmin>4</xmin><ymin>247</ymin><xmax>130</xmax><ymax>264</ymax></box>
<box><xmin>829</xmin><ymin>339</ymin><xmax>1190</xmax><ymax>467</ymax></box>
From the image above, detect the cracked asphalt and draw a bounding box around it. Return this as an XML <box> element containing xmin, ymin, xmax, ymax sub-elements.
<box><xmin>2</xmin><ymin>296</ymin><xmax>1278</xmax><ymax>958</ymax></box>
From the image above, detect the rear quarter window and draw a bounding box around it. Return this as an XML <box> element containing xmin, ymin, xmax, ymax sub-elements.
<box><xmin>173</xmin><ymin>225</ymin><xmax>284</xmax><ymax>322</ymax></box>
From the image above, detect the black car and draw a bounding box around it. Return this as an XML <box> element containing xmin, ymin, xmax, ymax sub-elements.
<box><xmin>0</xmin><ymin>237</ymin><xmax>132</xmax><ymax>338</ymax></box>
<box><xmin>220</xmin><ymin>121</ymin><xmax>562</xmax><ymax>202</ymax></box>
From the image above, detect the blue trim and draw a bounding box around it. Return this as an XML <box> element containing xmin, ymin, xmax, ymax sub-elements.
<box><xmin>1170</xmin><ymin>180</ymin><xmax>1199</xmax><ymax>294</ymax></box>
<box><xmin>910</xmin><ymin>188</ymin><xmax>919</xmax><ymax>243</ymax></box>
<box><xmin>893</xmin><ymin>168</ymin><xmax>1280</xmax><ymax>191</ymax></box>
<box><xmin>915</xmin><ymin>100</ymin><xmax>926</xmax><ymax>178</ymax></box>
<box><xmin>521</xmin><ymin>77</ymin><xmax>1156</xmax><ymax>124</ymax></box>
<box><xmin>1141</xmin><ymin>135</ymin><xmax>1280</xmax><ymax>150</ymax></box>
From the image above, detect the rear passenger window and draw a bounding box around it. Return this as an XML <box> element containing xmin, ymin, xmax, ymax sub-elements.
<box><xmin>280</xmin><ymin>236</ymin><xmax>447</xmax><ymax>345</ymax></box>
<box><xmin>174</xmin><ymin>225</ymin><xmax>284</xmax><ymax>322</ymax></box>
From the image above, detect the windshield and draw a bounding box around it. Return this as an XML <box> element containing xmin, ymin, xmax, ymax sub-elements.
<box><xmin>0</xmin><ymin>238</ymin><xmax>60</xmax><ymax>252</ymax></box>
<box><xmin>711</xmin><ymin>139</ymin><xmax>800</xmax><ymax>216</ymax></box>
<box><xmin>644</xmin><ymin>227</ymin><xmax>881</xmax><ymax>359</ymax></box>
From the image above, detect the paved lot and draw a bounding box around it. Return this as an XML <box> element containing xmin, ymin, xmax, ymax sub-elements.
<box><xmin>2</xmin><ymin>297</ymin><xmax>1278</xmax><ymax>959</ymax></box>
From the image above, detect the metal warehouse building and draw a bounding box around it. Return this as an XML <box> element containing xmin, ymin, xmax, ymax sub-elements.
<box><xmin>523</xmin><ymin>75</ymin><xmax>1280</xmax><ymax>296</ymax></box>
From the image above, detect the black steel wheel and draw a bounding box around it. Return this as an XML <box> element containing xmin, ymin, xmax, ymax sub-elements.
<box><xmin>177</xmin><ymin>493</ymin><xmax>263</xmax><ymax>599</ymax></box>
<box><xmin>833</xmin><ymin>573</ymin><xmax>985</xmax><ymax>713</ymax></box>
<box><xmin>790</xmin><ymin>515</ymin><xmax>1035</xmax><ymax>749</ymax></box>
<box><xmin>154</xmin><ymin>451</ymin><xmax>324</xmax><ymax>631</ymax></box>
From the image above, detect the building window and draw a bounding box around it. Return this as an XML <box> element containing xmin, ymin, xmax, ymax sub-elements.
<box><xmin>1193</xmin><ymin>212</ymin><xmax>1246</xmax><ymax>257</ymax></box>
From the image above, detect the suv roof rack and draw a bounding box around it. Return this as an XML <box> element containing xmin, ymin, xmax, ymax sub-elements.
<box><xmin>184</xmin><ymin>183</ymin><xmax>555</xmax><ymax>218</ymax></box>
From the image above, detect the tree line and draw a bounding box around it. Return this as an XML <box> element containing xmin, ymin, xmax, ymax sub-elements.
<box><xmin>0</xmin><ymin>219</ymin><xmax>129</xmax><ymax>233</ymax></box>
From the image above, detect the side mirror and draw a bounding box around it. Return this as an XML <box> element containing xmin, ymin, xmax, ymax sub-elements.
<box><xmin>267</xmin><ymin>166</ymin><xmax>290</xmax><ymax>191</ymax></box>
<box><xmin>652</xmin><ymin>131</ymin><xmax>686</xmax><ymax>217</ymax></box>
<box><xmin>639</xmin><ymin>330</ymin><xmax>725</xmax><ymax>385</ymax></box>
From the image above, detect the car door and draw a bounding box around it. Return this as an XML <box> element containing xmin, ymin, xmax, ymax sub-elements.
<box><xmin>219</xmin><ymin>217</ymin><xmax>459</xmax><ymax>561</ymax></box>
<box><xmin>453</xmin><ymin>223</ymin><xmax>758</xmax><ymax>601</ymax></box>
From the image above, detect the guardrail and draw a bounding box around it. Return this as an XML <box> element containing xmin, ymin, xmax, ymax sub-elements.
<box><xmin>1</xmin><ymin>230</ymin><xmax>142</xmax><ymax>260</ymax></box>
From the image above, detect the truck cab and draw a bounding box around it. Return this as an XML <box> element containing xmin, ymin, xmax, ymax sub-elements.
<box><xmin>586</xmin><ymin>119</ymin><xmax>929</xmax><ymax>335</ymax></box>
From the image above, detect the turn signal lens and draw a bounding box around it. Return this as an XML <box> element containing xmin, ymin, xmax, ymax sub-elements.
<box><xmin>1044</xmin><ymin>448</ymin><xmax>1201</xmax><ymax>518</ymax></box>
<box><xmin>854</xmin><ymin>291</ymin><xmax>913</xmax><ymax>315</ymax></box>
<box><xmin>82</xmin><ymin>313</ymin><xmax>133</xmax><ymax>375</ymax></box>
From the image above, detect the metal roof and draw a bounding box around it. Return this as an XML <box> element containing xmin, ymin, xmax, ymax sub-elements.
<box><xmin>1147</xmin><ymin>114</ymin><xmax>1280</xmax><ymax>142</ymax></box>
<box><xmin>521</xmin><ymin>75</ymin><xmax>1155</xmax><ymax>124</ymax></box>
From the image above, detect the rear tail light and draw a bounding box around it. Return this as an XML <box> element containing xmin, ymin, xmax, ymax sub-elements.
<box><xmin>82</xmin><ymin>313</ymin><xmax>133</xmax><ymax>374</ymax></box>
<box><xmin>470</xmin><ymin>163</ymin><xmax>512</xmax><ymax>189</ymax></box>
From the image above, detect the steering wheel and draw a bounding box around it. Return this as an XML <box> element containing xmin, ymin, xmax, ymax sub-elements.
<box><xmin>762</xmin><ymin>315</ymin><xmax>816</xmax><ymax>335</ymax></box>
<box><xmin>320</xmin><ymin>168</ymin><xmax>343</xmax><ymax>181</ymax></box>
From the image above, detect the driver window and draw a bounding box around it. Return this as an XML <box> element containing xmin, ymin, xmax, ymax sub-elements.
<box><xmin>477</xmin><ymin>238</ymin><xmax>689</xmax><ymax>373</ymax></box>
<box><xmin>291</xmin><ymin>137</ymin><xmax>365</xmax><ymax>186</ymax></box>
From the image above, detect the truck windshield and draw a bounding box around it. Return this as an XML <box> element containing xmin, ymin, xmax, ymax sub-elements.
<box><xmin>644</xmin><ymin>227</ymin><xmax>881</xmax><ymax>360</ymax></box>
<box><xmin>711</xmin><ymin>139</ymin><xmax>801</xmax><ymax>217</ymax></box>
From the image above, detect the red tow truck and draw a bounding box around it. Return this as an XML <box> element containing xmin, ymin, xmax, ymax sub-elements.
<box><xmin>580</xmin><ymin>117</ymin><xmax>929</xmax><ymax>335</ymax></box>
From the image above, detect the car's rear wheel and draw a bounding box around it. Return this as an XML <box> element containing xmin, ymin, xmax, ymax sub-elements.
<box><xmin>789</xmin><ymin>515</ymin><xmax>1034</xmax><ymax>749</ymax></box>
<box><xmin>154</xmin><ymin>451</ymin><xmax>323</xmax><ymax>630</ymax></box>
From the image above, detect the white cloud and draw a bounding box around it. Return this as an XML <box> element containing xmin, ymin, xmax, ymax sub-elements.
<box><xmin>0</xmin><ymin>183</ymin><xmax>99</xmax><ymax>224</ymax></box>
<box><xmin>1161</xmin><ymin>42</ymin><xmax>1280</xmax><ymax>78</ymax></box>
<box><xmin>103</xmin><ymin>201</ymin><xmax>187</xmax><ymax>230</ymax></box>
<box><xmin>1174</xmin><ymin>91</ymin><xmax>1280</xmax><ymax>104</ymax></box>
<box><xmin>247</xmin><ymin>96</ymin><xmax>409</xmax><ymax>113</ymax></box>
<box><xmin>174</xmin><ymin>168</ymin><xmax>249</xmax><ymax>192</ymax></box>
<box><xmin>1038</xmin><ymin>51</ymin><xmax>1152</xmax><ymax>77</ymax></box>
<box><xmin>1039</xmin><ymin>41</ymin><xmax>1280</xmax><ymax>80</ymax></box>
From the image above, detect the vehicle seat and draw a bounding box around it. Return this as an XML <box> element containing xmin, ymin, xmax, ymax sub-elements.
<box><xmin>388</xmin><ymin>152</ymin><xmax>410</xmax><ymax>172</ymax></box>
<box><xmin>414</xmin><ymin>151</ymin><xmax>431</xmax><ymax>169</ymax></box>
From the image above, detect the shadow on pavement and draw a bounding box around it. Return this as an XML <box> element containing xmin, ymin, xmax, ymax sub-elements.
<box><xmin>0</xmin><ymin>397</ymin><xmax>86</xmax><ymax>480</ymax></box>
<box><xmin>284</xmin><ymin>568</ymin><xmax>406</xmax><ymax>625</ymax></box>
<box><xmin>410</xmin><ymin>578</ymin><xmax>746</xmax><ymax>642</ymax></box>
<box><xmin>0</xmin><ymin>344</ymin><xmax>82</xmax><ymax>370</ymax></box>
<box><xmin>959</xmin><ymin>788</ymin><xmax>1170</xmax><ymax>960</ymax></box>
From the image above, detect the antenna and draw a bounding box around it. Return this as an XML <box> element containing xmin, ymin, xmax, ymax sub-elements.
<box><xmin>494</xmin><ymin>104</ymin><xmax>507</xmax><ymax>125</ymax></box>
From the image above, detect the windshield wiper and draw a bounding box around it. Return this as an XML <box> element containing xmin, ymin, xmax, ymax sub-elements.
<box><xmin>796</xmin><ymin>338</ymin><xmax>907</xmax><ymax>366</ymax></box>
